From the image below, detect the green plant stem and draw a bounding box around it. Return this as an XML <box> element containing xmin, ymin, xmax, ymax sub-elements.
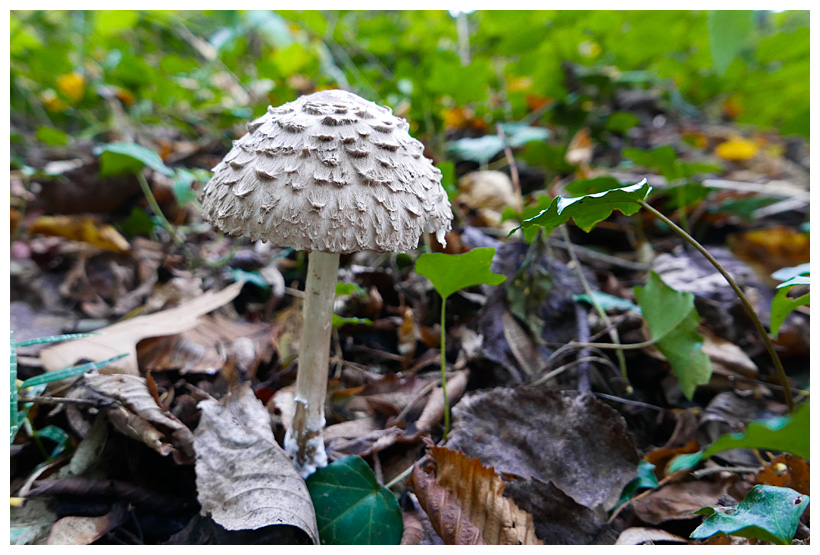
<box><xmin>639</xmin><ymin>200</ymin><xmax>794</xmax><ymax>411</ymax></box>
<box><xmin>440</xmin><ymin>297</ymin><xmax>450</xmax><ymax>440</ymax></box>
<box><xmin>570</xmin><ymin>338</ymin><xmax>659</xmax><ymax>351</ymax></box>
<box><xmin>136</xmin><ymin>172</ymin><xmax>189</xmax><ymax>255</ymax></box>
<box><xmin>560</xmin><ymin>226</ymin><xmax>631</xmax><ymax>391</ymax></box>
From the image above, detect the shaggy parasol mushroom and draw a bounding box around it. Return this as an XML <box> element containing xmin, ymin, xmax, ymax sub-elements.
<box><xmin>201</xmin><ymin>90</ymin><xmax>453</xmax><ymax>476</ymax></box>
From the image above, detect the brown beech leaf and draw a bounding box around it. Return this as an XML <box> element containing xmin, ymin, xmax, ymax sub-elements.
<box><xmin>409</xmin><ymin>463</ymin><xmax>485</xmax><ymax>545</ymax></box>
<box><xmin>400</xmin><ymin>509</ymin><xmax>425</xmax><ymax>545</ymax></box>
<box><xmin>446</xmin><ymin>388</ymin><xmax>640</xmax><ymax>511</ymax></box>
<box><xmin>39</xmin><ymin>280</ymin><xmax>244</xmax><ymax>375</ymax></box>
<box><xmin>194</xmin><ymin>382</ymin><xmax>318</xmax><ymax>543</ymax></box>
<box><xmin>631</xmin><ymin>479</ymin><xmax>732</xmax><ymax>525</ymax></box>
<box><xmin>410</xmin><ymin>447</ymin><xmax>542</xmax><ymax>545</ymax></box>
<box><xmin>756</xmin><ymin>454</ymin><xmax>809</xmax><ymax>495</ymax></box>
<box><xmin>85</xmin><ymin>374</ymin><xmax>195</xmax><ymax>464</ymax></box>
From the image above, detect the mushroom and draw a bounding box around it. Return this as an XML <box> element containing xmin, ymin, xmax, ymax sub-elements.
<box><xmin>200</xmin><ymin>90</ymin><xmax>453</xmax><ymax>476</ymax></box>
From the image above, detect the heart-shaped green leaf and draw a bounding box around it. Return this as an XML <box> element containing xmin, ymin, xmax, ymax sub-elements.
<box><xmin>306</xmin><ymin>456</ymin><xmax>402</xmax><ymax>545</ymax></box>
<box><xmin>634</xmin><ymin>271</ymin><xmax>711</xmax><ymax>399</ymax></box>
<box><xmin>415</xmin><ymin>247</ymin><xmax>506</xmax><ymax>301</ymax></box>
<box><xmin>520</xmin><ymin>180</ymin><xmax>651</xmax><ymax>237</ymax></box>
<box><xmin>691</xmin><ymin>485</ymin><xmax>809</xmax><ymax>545</ymax></box>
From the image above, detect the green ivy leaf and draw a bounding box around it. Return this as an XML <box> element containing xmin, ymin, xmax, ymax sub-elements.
<box><xmin>415</xmin><ymin>247</ymin><xmax>506</xmax><ymax>301</ymax></box>
<box><xmin>564</xmin><ymin>176</ymin><xmax>623</xmax><ymax>197</ymax></box>
<box><xmin>95</xmin><ymin>142</ymin><xmax>174</xmax><ymax>178</ymax></box>
<box><xmin>331</xmin><ymin>315</ymin><xmax>373</xmax><ymax>328</ymax></box>
<box><xmin>306</xmin><ymin>456</ymin><xmax>402</xmax><ymax>545</ymax></box>
<box><xmin>615</xmin><ymin>460</ymin><xmax>659</xmax><ymax>509</ymax></box>
<box><xmin>624</xmin><ymin>147</ymin><xmax>680</xmax><ymax>181</ymax></box>
<box><xmin>707</xmin><ymin>10</ymin><xmax>755</xmax><ymax>77</ymax></box>
<box><xmin>634</xmin><ymin>271</ymin><xmax>711</xmax><ymax>399</ymax></box>
<box><xmin>691</xmin><ymin>485</ymin><xmax>809</xmax><ymax>545</ymax></box>
<box><xmin>519</xmin><ymin>180</ymin><xmax>651</xmax><ymax>237</ymax></box>
<box><xmin>770</xmin><ymin>266</ymin><xmax>810</xmax><ymax>337</ymax></box>
<box><xmin>669</xmin><ymin>403</ymin><xmax>810</xmax><ymax>473</ymax></box>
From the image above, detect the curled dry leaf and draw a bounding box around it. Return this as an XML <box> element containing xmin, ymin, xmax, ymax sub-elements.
<box><xmin>85</xmin><ymin>374</ymin><xmax>195</xmax><ymax>464</ymax></box>
<box><xmin>446</xmin><ymin>388</ymin><xmax>640</xmax><ymax>511</ymax></box>
<box><xmin>410</xmin><ymin>446</ymin><xmax>542</xmax><ymax>545</ymax></box>
<box><xmin>400</xmin><ymin>509</ymin><xmax>425</xmax><ymax>545</ymax></box>
<box><xmin>39</xmin><ymin>280</ymin><xmax>244</xmax><ymax>375</ymax></box>
<box><xmin>29</xmin><ymin>215</ymin><xmax>130</xmax><ymax>253</ymax></box>
<box><xmin>194</xmin><ymin>382</ymin><xmax>319</xmax><ymax>543</ymax></box>
<box><xmin>631</xmin><ymin>480</ymin><xmax>732</xmax><ymax>525</ymax></box>
<box><xmin>403</xmin><ymin>371</ymin><xmax>468</xmax><ymax>440</ymax></box>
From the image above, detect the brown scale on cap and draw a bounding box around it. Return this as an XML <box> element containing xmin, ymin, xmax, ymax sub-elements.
<box><xmin>201</xmin><ymin>89</ymin><xmax>453</xmax><ymax>253</ymax></box>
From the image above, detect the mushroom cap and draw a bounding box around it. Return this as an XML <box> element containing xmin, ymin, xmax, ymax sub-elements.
<box><xmin>201</xmin><ymin>90</ymin><xmax>453</xmax><ymax>253</ymax></box>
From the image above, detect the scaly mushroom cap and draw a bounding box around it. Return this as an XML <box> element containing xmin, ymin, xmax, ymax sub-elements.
<box><xmin>201</xmin><ymin>90</ymin><xmax>453</xmax><ymax>253</ymax></box>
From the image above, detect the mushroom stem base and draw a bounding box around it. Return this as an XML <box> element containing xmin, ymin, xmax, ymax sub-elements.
<box><xmin>287</xmin><ymin>250</ymin><xmax>339</xmax><ymax>477</ymax></box>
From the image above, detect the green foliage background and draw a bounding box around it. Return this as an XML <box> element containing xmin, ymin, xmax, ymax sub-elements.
<box><xmin>11</xmin><ymin>9</ymin><xmax>810</xmax><ymax>156</ymax></box>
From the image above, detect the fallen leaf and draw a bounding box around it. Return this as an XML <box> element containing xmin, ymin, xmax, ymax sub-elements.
<box><xmin>729</xmin><ymin>226</ymin><xmax>810</xmax><ymax>285</ymax></box>
<box><xmin>194</xmin><ymin>382</ymin><xmax>318</xmax><ymax>543</ymax></box>
<box><xmin>616</xmin><ymin>527</ymin><xmax>689</xmax><ymax>545</ymax></box>
<box><xmin>632</xmin><ymin>479</ymin><xmax>732</xmax><ymax>524</ymax></box>
<box><xmin>39</xmin><ymin>280</ymin><xmax>244</xmax><ymax>375</ymax></box>
<box><xmin>505</xmin><ymin>477</ymin><xmax>617</xmax><ymax>544</ymax></box>
<box><xmin>47</xmin><ymin>504</ymin><xmax>127</xmax><ymax>545</ymax></box>
<box><xmin>400</xmin><ymin>510</ymin><xmax>425</xmax><ymax>545</ymax></box>
<box><xmin>85</xmin><ymin>374</ymin><xmax>195</xmax><ymax>464</ymax></box>
<box><xmin>403</xmin><ymin>371</ymin><xmax>468</xmax><ymax>440</ymax></box>
<box><xmin>446</xmin><ymin>388</ymin><xmax>640</xmax><ymax>511</ymax></box>
<box><xmin>138</xmin><ymin>313</ymin><xmax>275</xmax><ymax>375</ymax></box>
<box><xmin>409</xmin><ymin>463</ymin><xmax>485</xmax><ymax>545</ymax></box>
<box><xmin>756</xmin><ymin>454</ymin><xmax>809</xmax><ymax>496</ymax></box>
<box><xmin>411</xmin><ymin>446</ymin><xmax>541</xmax><ymax>545</ymax></box>
<box><xmin>29</xmin><ymin>215</ymin><xmax>130</xmax><ymax>253</ymax></box>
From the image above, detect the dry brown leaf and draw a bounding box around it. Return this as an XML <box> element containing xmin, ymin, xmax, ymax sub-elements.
<box><xmin>139</xmin><ymin>313</ymin><xmax>275</xmax><ymax>375</ymax></box>
<box><xmin>412</xmin><ymin>446</ymin><xmax>541</xmax><ymax>545</ymax></box>
<box><xmin>400</xmin><ymin>510</ymin><xmax>425</xmax><ymax>545</ymax></box>
<box><xmin>501</xmin><ymin>310</ymin><xmax>546</xmax><ymax>378</ymax></box>
<box><xmin>615</xmin><ymin>527</ymin><xmax>689</xmax><ymax>545</ymax></box>
<box><xmin>46</xmin><ymin>504</ymin><xmax>128</xmax><ymax>545</ymax></box>
<box><xmin>632</xmin><ymin>480</ymin><xmax>732</xmax><ymax>524</ymax></box>
<box><xmin>29</xmin><ymin>215</ymin><xmax>130</xmax><ymax>253</ymax></box>
<box><xmin>85</xmin><ymin>374</ymin><xmax>195</xmax><ymax>464</ymax></box>
<box><xmin>729</xmin><ymin>226</ymin><xmax>810</xmax><ymax>285</ymax></box>
<box><xmin>756</xmin><ymin>453</ymin><xmax>809</xmax><ymax>495</ymax></box>
<box><xmin>409</xmin><ymin>463</ymin><xmax>486</xmax><ymax>545</ymax></box>
<box><xmin>446</xmin><ymin>388</ymin><xmax>640</xmax><ymax>511</ymax></box>
<box><xmin>39</xmin><ymin>280</ymin><xmax>244</xmax><ymax>375</ymax></box>
<box><xmin>194</xmin><ymin>382</ymin><xmax>318</xmax><ymax>543</ymax></box>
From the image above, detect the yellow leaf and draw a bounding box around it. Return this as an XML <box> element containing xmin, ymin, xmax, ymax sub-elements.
<box><xmin>715</xmin><ymin>136</ymin><xmax>759</xmax><ymax>161</ymax></box>
<box><xmin>56</xmin><ymin>72</ymin><xmax>86</xmax><ymax>103</ymax></box>
<box><xmin>29</xmin><ymin>215</ymin><xmax>130</xmax><ymax>253</ymax></box>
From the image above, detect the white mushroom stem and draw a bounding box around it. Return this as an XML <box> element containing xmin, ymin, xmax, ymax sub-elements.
<box><xmin>285</xmin><ymin>250</ymin><xmax>339</xmax><ymax>477</ymax></box>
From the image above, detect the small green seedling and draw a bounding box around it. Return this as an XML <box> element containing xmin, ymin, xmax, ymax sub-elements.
<box><xmin>770</xmin><ymin>264</ymin><xmax>810</xmax><ymax>337</ymax></box>
<box><xmin>415</xmin><ymin>247</ymin><xmax>506</xmax><ymax>437</ymax></box>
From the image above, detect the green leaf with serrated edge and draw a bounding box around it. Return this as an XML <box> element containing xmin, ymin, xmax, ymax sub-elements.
<box><xmin>634</xmin><ymin>271</ymin><xmax>711</xmax><ymax>399</ymax></box>
<box><xmin>306</xmin><ymin>456</ymin><xmax>402</xmax><ymax>545</ymax></box>
<box><xmin>565</xmin><ymin>176</ymin><xmax>623</xmax><ymax>197</ymax></box>
<box><xmin>573</xmin><ymin>291</ymin><xmax>641</xmax><ymax>313</ymax></box>
<box><xmin>669</xmin><ymin>403</ymin><xmax>810</xmax><ymax>472</ymax></box>
<box><xmin>691</xmin><ymin>485</ymin><xmax>809</xmax><ymax>545</ymax></box>
<box><xmin>94</xmin><ymin>142</ymin><xmax>174</xmax><ymax>177</ymax></box>
<box><xmin>519</xmin><ymin>180</ymin><xmax>651</xmax><ymax>237</ymax></box>
<box><xmin>20</xmin><ymin>353</ymin><xmax>128</xmax><ymax>389</ymax></box>
<box><xmin>415</xmin><ymin>247</ymin><xmax>506</xmax><ymax>301</ymax></box>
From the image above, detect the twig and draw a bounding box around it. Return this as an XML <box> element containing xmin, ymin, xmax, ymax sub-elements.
<box><xmin>570</xmin><ymin>337</ymin><xmax>659</xmax><ymax>351</ymax></box>
<box><xmin>548</xmin><ymin>237</ymin><xmax>650</xmax><ymax>271</ymax></box>
<box><xmin>692</xmin><ymin>466</ymin><xmax>762</xmax><ymax>479</ymax></box>
<box><xmin>639</xmin><ymin>200</ymin><xmax>794</xmax><ymax>412</ymax></box>
<box><xmin>495</xmin><ymin>123</ymin><xmax>521</xmax><ymax>202</ymax></box>
<box><xmin>531</xmin><ymin>356</ymin><xmax>619</xmax><ymax>387</ymax></box>
<box><xmin>18</xmin><ymin>395</ymin><xmax>118</xmax><ymax>408</ymax></box>
<box><xmin>560</xmin><ymin>226</ymin><xmax>630</xmax><ymax>391</ymax></box>
<box><xmin>592</xmin><ymin>392</ymin><xmax>666</xmax><ymax>412</ymax></box>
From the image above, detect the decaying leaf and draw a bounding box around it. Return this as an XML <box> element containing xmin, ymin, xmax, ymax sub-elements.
<box><xmin>139</xmin><ymin>313</ymin><xmax>275</xmax><ymax>375</ymax></box>
<box><xmin>29</xmin><ymin>215</ymin><xmax>130</xmax><ymax>253</ymax></box>
<box><xmin>85</xmin><ymin>374</ymin><xmax>195</xmax><ymax>464</ymax></box>
<box><xmin>632</xmin><ymin>479</ymin><xmax>732</xmax><ymax>525</ymax></box>
<box><xmin>446</xmin><ymin>388</ymin><xmax>640</xmax><ymax>511</ymax></box>
<box><xmin>39</xmin><ymin>280</ymin><xmax>244</xmax><ymax>375</ymax></box>
<box><xmin>756</xmin><ymin>454</ymin><xmax>809</xmax><ymax>496</ymax></box>
<box><xmin>46</xmin><ymin>504</ymin><xmax>128</xmax><ymax>545</ymax></box>
<box><xmin>505</xmin><ymin>477</ymin><xmax>618</xmax><ymax>544</ymax></box>
<box><xmin>411</xmin><ymin>446</ymin><xmax>542</xmax><ymax>545</ymax></box>
<box><xmin>194</xmin><ymin>382</ymin><xmax>318</xmax><ymax>543</ymax></box>
<box><xmin>403</xmin><ymin>371</ymin><xmax>468</xmax><ymax>440</ymax></box>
